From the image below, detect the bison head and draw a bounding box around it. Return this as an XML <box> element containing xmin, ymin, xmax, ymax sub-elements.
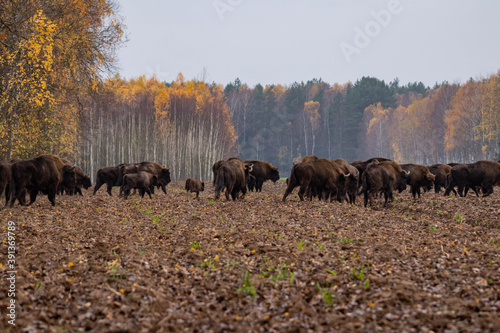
<box><xmin>244</xmin><ymin>163</ymin><xmax>253</xmax><ymax>174</ymax></box>
<box><xmin>81</xmin><ymin>175</ymin><xmax>92</xmax><ymax>189</ymax></box>
<box><xmin>422</xmin><ymin>171</ymin><xmax>435</xmax><ymax>192</ymax></box>
<box><xmin>270</xmin><ymin>167</ymin><xmax>280</xmax><ymax>182</ymax></box>
<box><xmin>159</xmin><ymin>168</ymin><xmax>171</xmax><ymax>185</ymax></box>
<box><xmin>398</xmin><ymin>170</ymin><xmax>410</xmax><ymax>192</ymax></box>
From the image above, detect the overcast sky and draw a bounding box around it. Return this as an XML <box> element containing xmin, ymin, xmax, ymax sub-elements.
<box><xmin>116</xmin><ymin>0</ymin><xmax>500</xmax><ymax>87</ymax></box>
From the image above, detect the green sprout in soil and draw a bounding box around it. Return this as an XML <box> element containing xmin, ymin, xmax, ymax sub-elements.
<box><xmin>238</xmin><ymin>270</ymin><xmax>257</xmax><ymax>299</ymax></box>
<box><xmin>429</xmin><ymin>224</ymin><xmax>437</xmax><ymax>232</ymax></box>
<box><xmin>297</xmin><ymin>240</ymin><xmax>310</xmax><ymax>251</ymax></box>
<box><xmin>351</xmin><ymin>264</ymin><xmax>367</xmax><ymax>281</ymax></box>
<box><xmin>199</xmin><ymin>259</ymin><xmax>217</xmax><ymax>270</ymax></box>
<box><xmin>35</xmin><ymin>280</ymin><xmax>43</xmax><ymax>293</ymax></box>
<box><xmin>455</xmin><ymin>212</ymin><xmax>462</xmax><ymax>222</ymax></box>
<box><xmin>316</xmin><ymin>283</ymin><xmax>333</xmax><ymax>306</ymax></box>
<box><xmin>190</xmin><ymin>241</ymin><xmax>201</xmax><ymax>250</ymax></box>
<box><xmin>339</xmin><ymin>237</ymin><xmax>354</xmax><ymax>244</ymax></box>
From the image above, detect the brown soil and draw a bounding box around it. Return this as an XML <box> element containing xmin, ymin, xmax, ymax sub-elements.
<box><xmin>1</xmin><ymin>181</ymin><xmax>500</xmax><ymax>332</ymax></box>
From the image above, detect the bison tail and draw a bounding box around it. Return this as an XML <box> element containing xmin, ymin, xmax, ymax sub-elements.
<box><xmin>358</xmin><ymin>174</ymin><xmax>369</xmax><ymax>196</ymax></box>
<box><xmin>214</xmin><ymin>167</ymin><xmax>226</xmax><ymax>193</ymax></box>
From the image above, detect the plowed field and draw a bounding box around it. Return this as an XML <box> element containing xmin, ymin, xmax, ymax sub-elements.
<box><xmin>1</xmin><ymin>180</ymin><xmax>500</xmax><ymax>332</ymax></box>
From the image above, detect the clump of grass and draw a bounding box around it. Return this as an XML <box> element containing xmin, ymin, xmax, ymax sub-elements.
<box><xmin>339</xmin><ymin>237</ymin><xmax>354</xmax><ymax>244</ymax></box>
<box><xmin>316</xmin><ymin>283</ymin><xmax>333</xmax><ymax>306</ymax></box>
<box><xmin>190</xmin><ymin>241</ymin><xmax>201</xmax><ymax>250</ymax></box>
<box><xmin>238</xmin><ymin>271</ymin><xmax>257</xmax><ymax>299</ymax></box>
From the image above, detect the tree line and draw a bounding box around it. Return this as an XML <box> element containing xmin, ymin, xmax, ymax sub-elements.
<box><xmin>1</xmin><ymin>1</ymin><xmax>499</xmax><ymax>182</ymax></box>
<box><xmin>227</xmin><ymin>75</ymin><xmax>499</xmax><ymax>176</ymax></box>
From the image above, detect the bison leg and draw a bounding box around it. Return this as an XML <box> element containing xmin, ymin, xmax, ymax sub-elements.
<box><xmin>144</xmin><ymin>187</ymin><xmax>152</xmax><ymax>199</ymax></box>
<box><xmin>47</xmin><ymin>190</ymin><xmax>57</xmax><ymax>206</ymax></box>
<box><xmin>106</xmin><ymin>181</ymin><xmax>113</xmax><ymax>196</ymax></box>
<box><xmin>93</xmin><ymin>180</ymin><xmax>103</xmax><ymax>195</ymax></box>
<box><xmin>411</xmin><ymin>186</ymin><xmax>417</xmax><ymax>199</ymax></box>
<box><xmin>195</xmin><ymin>191</ymin><xmax>199</xmax><ymax>199</ymax></box>
<box><xmin>383</xmin><ymin>191</ymin><xmax>391</xmax><ymax>207</ymax></box>
<box><xmin>481</xmin><ymin>184</ymin><xmax>493</xmax><ymax>197</ymax></box>
<box><xmin>28</xmin><ymin>189</ymin><xmax>38</xmax><ymax>205</ymax></box>
<box><xmin>257</xmin><ymin>180</ymin><xmax>263</xmax><ymax>192</ymax></box>
<box><xmin>297</xmin><ymin>185</ymin><xmax>308</xmax><ymax>201</ymax></box>
<box><xmin>364</xmin><ymin>191</ymin><xmax>370</xmax><ymax>208</ymax></box>
<box><xmin>76</xmin><ymin>186</ymin><xmax>83</xmax><ymax>196</ymax></box>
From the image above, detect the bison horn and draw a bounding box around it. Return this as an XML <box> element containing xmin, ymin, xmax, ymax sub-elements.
<box><xmin>343</xmin><ymin>173</ymin><xmax>351</xmax><ymax>178</ymax></box>
<box><xmin>248</xmin><ymin>163</ymin><xmax>253</xmax><ymax>173</ymax></box>
<box><xmin>404</xmin><ymin>170</ymin><xmax>410</xmax><ymax>175</ymax></box>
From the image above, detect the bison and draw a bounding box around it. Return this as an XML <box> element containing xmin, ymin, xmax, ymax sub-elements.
<box><xmin>0</xmin><ymin>162</ymin><xmax>11</xmax><ymax>206</ymax></box>
<box><xmin>93</xmin><ymin>166</ymin><xmax>120</xmax><ymax>196</ymax></box>
<box><xmin>212</xmin><ymin>160</ymin><xmax>224</xmax><ymax>186</ymax></box>
<box><xmin>60</xmin><ymin>159</ymin><xmax>92</xmax><ymax>195</ymax></box>
<box><xmin>444</xmin><ymin>161</ymin><xmax>500</xmax><ymax>197</ymax></box>
<box><xmin>73</xmin><ymin>166</ymin><xmax>92</xmax><ymax>195</ymax></box>
<box><xmin>136</xmin><ymin>161</ymin><xmax>171</xmax><ymax>194</ymax></box>
<box><xmin>121</xmin><ymin>171</ymin><xmax>158</xmax><ymax>199</ymax></box>
<box><xmin>351</xmin><ymin>157</ymin><xmax>392</xmax><ymax>176</ymax></box>
<box><xmin>400</xmin><ymin>164</ymin><xmax>436</xmax><ymax>199</ymax></box>
<box><xmin>9</xmin><ymin>154</ymin><xmax>76</xmax><ymax>207</ymax></box>
<box><xmin>185</xmin><ymin>178</ymin><xmax>205</xmax><ymax>198</ymax></box>
<box><xmin>244</xmin><ymin>160</ymin><xmax>280</xmax><ymax>192</ymax></box>
<box><xmin>214</xmin><ymin>158</ymin><xmax>251</xmax><ymax>201</ymax></box>
<box><xmin>282</xmin><ymin>158</ymin><xmax>350</xmax><ymax>203</ymax></box>
<box><xmin>359</xmin><ymin>160</ymin><xmax>409</xmax><ymax>208</ymax></box>
<box><xmin>333</xmin><ymin>158</ymin><xmax>360</xmax><ymax>204</ymax></box>
<box><xmin>427</xmin><ymin>164</ymin><xmax>452</xmax><ymax>193</ymax></box>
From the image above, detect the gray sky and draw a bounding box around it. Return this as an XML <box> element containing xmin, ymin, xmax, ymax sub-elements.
<box><xmin>116</xmin><ymin>0</ymin><xmax>500</xmax><ymax>87</ymax></box>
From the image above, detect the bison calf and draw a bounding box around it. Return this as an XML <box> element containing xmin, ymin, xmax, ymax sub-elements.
<box><xmin>121</xmin><ymin>172</ymin><xmax>158</xmax><ymax>199</ymax></box>
<box><xmin>185</xmin><ymin>178</ymin><xmax>204</xmax><ymax>198</ymax></box>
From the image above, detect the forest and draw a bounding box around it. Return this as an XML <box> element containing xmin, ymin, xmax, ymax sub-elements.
<box><xmin>1</xmin><ymin>0</ymin><xmax>500</xmax><ymax>181</ymax></box>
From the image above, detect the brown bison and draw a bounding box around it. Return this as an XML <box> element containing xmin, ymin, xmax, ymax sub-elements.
<box><xmin>351</xmin><ymin>157</ymin><xmax>392</xmax><ymax>176</ymax></box>
<box><xmin>244</xmin><ymin>160</ymin><xmax>280</xmax><ymax>192</ymax></box>
<box><xmin>214</xmin><ymin>158</ymin><xmax>251</xmax><ymax>201</ymax></box>
<box><xmin>136</xmin><ymin>162</ymin><xmax>171</xmax><ymax>194</ymax></box>
<box><xmin>359</xmin><ymin>160</ymin><xmax>409</xmax><ymax>208</ymax></box>
<box><xmin>0</xmin><ymin>162</ymin><xmax>12</xmax><ymax>206</ymax></box>
<box><xmin>300</xmin><ymin>155</ymin><xmax>319</xmax><ymax>163</ymax></box>
<box><xmin>185</xmin><ymin>178</ymin><xmax>205</xmax><ymax>198</ymax></box>
<box><xmin>9</xmin><ymin>154</ymin><xmax>76</xmax><ymax>207</ymax></box>
<box><xmin>282</xmin><ymin>158</ymin><xmax>350</xmax><ymax>202</ymax></box>
<box><xmin>212</xmin><ymin>160</ymin><xmax>224</xmax><ymax>186</ymax></box>
<box><xmin>444</xmin><ymin>161</ymin><xmax>500</xmax><ymax>197</ymax></box>
<box><xmin>93</xmin><ymin>166</ymin><xmax>120</xmax><ymax>196</ymax></box>
<box><xmin>60</xmin><ymin>159</ymin><xmax>92</xmax><ymax>195</ymax></box>
<box><xmin>74</xmin><ymin>166</ymin><xmax>92</xmax><ymax>195</ymax></box>
<box><xmin>333</xmin><ymin>158</ymin><xmax>360</xmax><ymax>204</ymax></box>
<box><xmin>427</xmin><ymin>164</ymin><xmax>452</xmax><ymax>193</ymax></box>
<box><xmin>121</xmin><ymin>171</ymin><xmax>158</xmax><ymax>199</ymax></box>
<box><xmin>400</xmin><ymin>164</ymin><xmax>436</xmax><ymax>199</ymax></box>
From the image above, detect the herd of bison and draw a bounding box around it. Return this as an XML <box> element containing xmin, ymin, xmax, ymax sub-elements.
<box><xmin>1</xmin><ymin>154</ymin><xmax>500</xmax><ymax>332</ymax></box>
<box><xmin>1</xmin><ymin>154</ymin><xmax>500</xmax><ymax>208</ymax></box>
